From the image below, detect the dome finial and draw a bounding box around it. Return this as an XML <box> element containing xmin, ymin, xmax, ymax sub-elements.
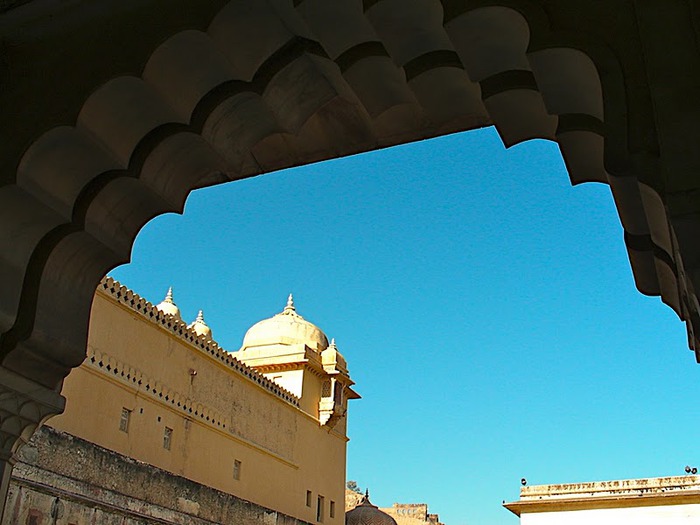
<box><xmin>156</xmin><ymin>286</ymin><xmax>181</xmax><ymax>320</ymax></box>
<box><xmin>189</xmin><ymin>309</ymin><xmax>212</xmax><ymax>339</ymax></box>
<box><xmin>285</xmin><ymin>293</ymin><xmax>295</xmax><ymax>312</ymax></box>
<box><xmin>347</xmin><ymin>487</ymin><xmax>396</xmax><ymax>525</ymax></box>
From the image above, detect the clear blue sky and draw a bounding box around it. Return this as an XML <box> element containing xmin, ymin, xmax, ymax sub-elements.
<box><xmin>111</xmin><ymin>127</ymin><xmax>700</xmax><ymax>525</ymax></box>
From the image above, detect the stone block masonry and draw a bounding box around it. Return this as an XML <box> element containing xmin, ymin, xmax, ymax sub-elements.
<box><xmin>4</xmin><ymin>426</ymin><xmax>313</xmax><ymax>525</ymax></box>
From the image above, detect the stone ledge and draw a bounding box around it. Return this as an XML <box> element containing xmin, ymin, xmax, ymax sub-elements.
<box><xmin>8</xmin><ymin>426</ymin><xmax>312</xmax><ymax>525</ymax></box>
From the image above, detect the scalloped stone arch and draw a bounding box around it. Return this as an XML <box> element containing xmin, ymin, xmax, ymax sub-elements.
<box><xmin>1</xmin><ymin>3</ymin><xmax>699</xmax><ymax>504</ymax></box>
<box><xmin>4</xmin><ymin>0</ymin><xmax>698</xmax><ymax>390</ymax></box>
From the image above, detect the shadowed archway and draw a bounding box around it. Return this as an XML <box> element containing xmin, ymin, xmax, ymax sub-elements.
<box><xmin>1</xmin><ymin>0</ymin><xmax>700</xmax><ymax>513</ymax></box>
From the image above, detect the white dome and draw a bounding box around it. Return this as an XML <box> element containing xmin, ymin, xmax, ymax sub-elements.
<box><xmin>241</xmin><ymin>295</ymin><xmax>329</xmax><ymax>352</ymax></box>
<box><xmin>155</xmin><ymin>287</ymin><xmax>181</xmax><ymax>320</ymax></box>
<box><xmin>188</xmin><ymin>310</ymin><xmax>212</xmax><ymax>339</ymax></box>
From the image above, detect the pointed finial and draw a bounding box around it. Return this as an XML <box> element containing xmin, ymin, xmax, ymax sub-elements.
<box><xmin>188</xmin><ymin>309</ymin><xmax>212</xmax><ymax>339</ymax></box>
<box><xmin>358</xmin><ymin>488</ymin><xmax>373</xmax><ymax>507</ymax></box>
<box><xmin>330</xmin><ymin>338</ymin><xmax>336</xmax><ymax>347</ymax></box>
<box><xmin>156</xmin><ymin>287</ymin><xmax>181</xmax><ymax>320</ymax></box>
<box><xmin>285</xmin><ymin>293</ymin><xmax>295</xmax><ymax>311</ymax></box>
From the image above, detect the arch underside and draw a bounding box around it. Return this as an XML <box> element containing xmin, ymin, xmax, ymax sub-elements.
<box><xmin>1</xmin><ymin>0</ymin><xmax>700</xmax><ymax>392</ymax></box>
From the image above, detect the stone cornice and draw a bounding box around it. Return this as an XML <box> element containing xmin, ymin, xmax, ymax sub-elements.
<box><xmin>520</xmin><ymin>475</ymin><xmax>700</xmax><ymax>498</ymax></box>
<box><xmin>238</xmin><ymin>347</ymin><xmax>328</xmax><ymax>379</ymax></box>
<box><xmin>504</xmin><ymin>490</ymin><xmax>700</xmax><ymax>515</ymax></box>
<box><xmin>304</xmin><ymin>361</ymin><xmax>328</xmax><ymax>379</ymax></box>
<box><xmin>250</xmin><ymin>362</ymin><xmax>305</xmax><ymax>374</ymax></box>
<box><xmin>504</xmin><ymin>476</ymin><xmax>700</xmax><ymax>516</ymax></box>
<box><xmin>98</xmin><ymin>278</ymin><xmax>299</xmax><ymax>407</ymax></box>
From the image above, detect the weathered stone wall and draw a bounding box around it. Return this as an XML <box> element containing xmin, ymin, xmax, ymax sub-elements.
<box><xmin>4</xmin><ymin>426</ymin><xmax>313</xmax><ymax>525</ymax></box>
<box><xmin>345</xmin><ymin>489</ymin><xmax>363</xmax><ymax>511</ymax></box>
<box><xmin>381</xmin><ymin>502</ymin><xmax>444</xmax><ymax>525</ymax></box>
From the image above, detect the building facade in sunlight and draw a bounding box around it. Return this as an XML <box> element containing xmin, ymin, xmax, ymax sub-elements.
<box><xmin>504</xmin><ymin>475</ymin><xmax>700</xmax><ymax>524</ymax></box>
<box><xmin>5</xmin><ymin>278</ymin><xmax>358</xmax><ymax>524</ymax></box>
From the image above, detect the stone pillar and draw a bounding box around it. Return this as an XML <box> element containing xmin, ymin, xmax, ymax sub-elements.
<box><xmin>0</xmin><ymin>366</ymin><xmax>65</xmax><ymax>520</ymax></box>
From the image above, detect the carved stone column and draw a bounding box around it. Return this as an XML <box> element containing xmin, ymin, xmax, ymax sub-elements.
<box><xmin>0</xmin><ymin>366</ymin><xmax>65</xmax><ymax>520</ymax></box>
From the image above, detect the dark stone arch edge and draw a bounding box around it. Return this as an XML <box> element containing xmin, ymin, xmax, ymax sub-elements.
<box><xmin>2</xmin><ymin>0</ymin><xmax>697</xmax><ymax>384</ymax></box>
<box><xmin>0</xmin><ymin>123</ymin><xmax>189</xmax><ymax>360</ymax></box>
<box><xmin>0</xmin><ymin>28</ymin><xmax>339</xmax><ymax>363</ymax></box>
<box><xmin>0</xmin><ymin>34</ymin><xmax>337</xmax><ymax>372</ymax></box>
<box><xmin>2</xmin><ymin>23</ymin><xmax>488</xmax><ymax>370</ymax></box>
<box><xmin>624</xmin><ymin>232</ymin><xmax>677</xmax><ymax>280</ymax></box>
<box><xmin>438</xmin><ymin>1</ymin><xmax>698</xmax><ymax>351</ymax></box>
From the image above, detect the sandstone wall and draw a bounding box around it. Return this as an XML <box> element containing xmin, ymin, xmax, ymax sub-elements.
<box><xmin>5</xmin><ymin>427</ymin><xmax>312</xmax><ymax>525</ymax></box>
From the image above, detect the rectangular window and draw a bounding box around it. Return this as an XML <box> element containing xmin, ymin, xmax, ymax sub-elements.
<box><xmin>233</xmin><ymin>459</ymin><xmax>242</xmax><ymax>480</ymax></box>
<box><xmin>306</xmin><ymin>490</ymin><xmax>312</xmax><ymax>507</ymax></box>
<box><xmin>330</xmin><ymin>501</ymin><xmax>335</xmax><ymax>519</ymax></box>
<box><xmin>317</xmin><ymin>495</ymin><xmax>325</xmax><ymax>522</ymax></box>
<box><xmin>119</xmin><ymin>408</ymin><xmax>131</xmax><ymax>433</ymax></box>
<box><xmin>163</xmin><ymin>427</ymin><xmax>173</xmax><ymax>450</ymax></box>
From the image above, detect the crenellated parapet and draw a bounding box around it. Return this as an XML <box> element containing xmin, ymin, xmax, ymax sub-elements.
<box><xmin>98</xmin><ymin>277</ymin><xmax>299</xmax><ymax>407</ymax></box>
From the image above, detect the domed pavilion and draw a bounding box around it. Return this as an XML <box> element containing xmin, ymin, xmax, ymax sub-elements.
<box><xmin>235</xmin><ymin>295</ymin><xmax>359</xmax><ymax>424</ymax></box>
<box><xmin>346</xmin><ymin>491</ymin><xmax>398</xmax><ymax>525</ymax></box>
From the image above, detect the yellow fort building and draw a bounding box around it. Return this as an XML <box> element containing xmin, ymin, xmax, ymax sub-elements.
<box><xmin>5</xmin><ymin>278</ymin><xmax>359</xmax><ymax>525</ymax></box>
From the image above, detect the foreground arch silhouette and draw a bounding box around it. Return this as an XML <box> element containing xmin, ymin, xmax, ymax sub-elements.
<box><xmin>1</xmin><ymin>0</ymin><xmax>700</xmax><ymax>514</ymax></box>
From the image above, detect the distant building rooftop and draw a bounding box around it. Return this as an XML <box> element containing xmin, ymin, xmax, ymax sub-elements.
<box><xmin>504</xmin><ymin>475</ymin><xmax>700</xmax><ymax>516</ymax></box>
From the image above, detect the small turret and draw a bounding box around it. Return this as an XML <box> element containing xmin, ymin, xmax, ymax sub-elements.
<box><xmin>188</xmin><ymin>310</ymin><xmax>212</xmax><ymax>339</ymax></box>
<box><xmin>155</xmin><ymin>287</ymin><xmax>182</xmax><ymax>321</ymax></box>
